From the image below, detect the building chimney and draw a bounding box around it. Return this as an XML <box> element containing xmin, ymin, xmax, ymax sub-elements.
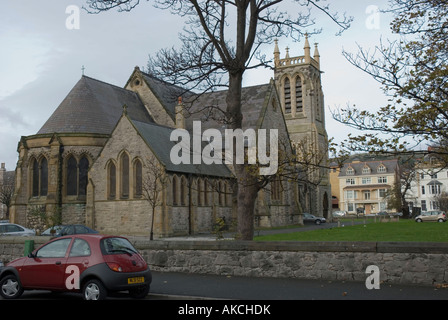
<box><xmin>175</xmin><ymin>97</ymin><xmax>185</xmax><ymax>129</ymax></box>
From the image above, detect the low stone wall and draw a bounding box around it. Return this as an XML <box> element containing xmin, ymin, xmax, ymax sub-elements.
<box><xmin>0</xmin><ymin>237</ymin><xmax>50</xmax><ymax>264</ymax></box>
<box><xmin>136</xmin><ymin>240</ymin><xmax>448</xmax><ymax>286</ymax></box>
<box><xmin>2</xmin><ymin>237</ymin><xmax>448</xmax><ymax>287</ymax></box>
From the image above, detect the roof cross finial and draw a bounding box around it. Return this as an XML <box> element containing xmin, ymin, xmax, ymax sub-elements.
<box><xmin>81</xmin><ymin>65</ymin><xmax>85</xmax><ymax>76</ymax></box>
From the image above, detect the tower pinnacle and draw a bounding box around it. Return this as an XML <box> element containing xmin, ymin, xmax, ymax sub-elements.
<box><xmin>304</xmin><ymin>33</ymin><xmax>311</xmax><ymax>63</ymax></box>
<box><xmin>274</xmin><ymin>39</ymin><xmax>280</xmax><ymax>67</ymax></box>
<box><xmin>313</xmin><ymin>43</ymin><xmax>320</xmax><ymax>66</ymax></box>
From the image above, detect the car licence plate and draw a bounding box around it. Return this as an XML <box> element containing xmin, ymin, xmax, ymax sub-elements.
<box><xmin>128</xmin><ymin>277</ymin><xmax>144</xmax><ymax>284</ymax></box>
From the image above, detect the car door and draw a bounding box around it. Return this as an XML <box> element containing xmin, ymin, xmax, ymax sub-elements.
<box><xmin>65</xmin><ymin>238</ymin><xmax>92</xmax><ymax>290</ymax></box>
<box><xmin>426</xmin><ymin>211</ymin><xmax>436</xmax><ymax>221</ymax></box>
<box><xmin>303</xmin><ymin>213</ymin><xmax>311</xmax><ymax>222</ymax></box>
<box><xmin>421</xmin><ymin>212</ymin><xmax>431</xmax><ymax>221</ymax></box>
<box><xmin>20</xmin><ymin>238</ymin><xmax>72</xmax><ymax>289</ymax></box>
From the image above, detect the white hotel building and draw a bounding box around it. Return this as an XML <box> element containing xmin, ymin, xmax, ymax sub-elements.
<box><xmin>338</xmin><ymin>159</ymin><xmax>399</xmax><ymax>215</ymax></box>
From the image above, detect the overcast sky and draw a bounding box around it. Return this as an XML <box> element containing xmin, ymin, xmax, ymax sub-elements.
<box><xmin>0</xmin><ymin>0</ymin><xmax>394</xmax><ymax>170</ymax></box>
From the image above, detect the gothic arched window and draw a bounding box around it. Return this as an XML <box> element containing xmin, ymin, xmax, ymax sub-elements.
<box><xmin>134</xmin><ymin>159</ymin><xmax>143</xmax><ymax>198</ymax></box>
<box><xmin>225</xmin><ymin>181</ymin><xmax>231</xmax><ymax>207</ymax></box>
<box><xmin>31</xmin><ymin>156</ymin><xmax>48</xmax><ymax>197</ymax></box>
<box><xmin>121</xmin><ymin>153</ymin><xmax>130</xmax><ymax>198</ymax></box>
<box><xmin>218</xmin><ymin>181</ymin><xmax>223</xmax><ymax>206</ymax></box>
<box><xmin>32</xmin><ymin>158</ymin><xmax>39</xmax><ymax>197</ymax></box>
<box><xmin>271</xmin><ymin>177</ymin><xmax>281</xmax><ymax>201</ymax></box>
<box><xmin>66</xmin><ymin>156</ymin><xmax>89</xmax><ymax>198</ymax></box>
<box><xmin>204</xmin><ymin>179</ymin><xmax>209</xmax><ymax>206</ymax></box>
<box><xmin>108</xmin><ymin>162</ymin><xmax>116</xmax><ymax>199</ymax></box>
<box><xmin>40</xmin><ymin>157</ymin><xmax>48</xmax><ymax>196</ymax></box>
<box><xmin>180</xmin><ymin>176</ymin><xmax>187</xmax><ymax>206</ymax></box>
<box><xmin>67</xmin><ymin>156</ymin><xmax>78</xmax><ymax>196</ymax></box>
<box><xmin>172</xmin><ymin>175</ymin><xmax>178</xmax><ymax>206</ymax></box>
<box><xmin>197</xmin><ymin>178</ymin><xmax>202</xmax><ymax>206</ymax></box>
<box><xmin>78</xmin><ymin>157</ymin><xmax>89</xmax><ymax>197</ymax></box>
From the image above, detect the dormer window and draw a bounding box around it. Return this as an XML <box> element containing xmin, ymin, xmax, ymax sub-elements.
<box><xmin>362</xmin><ymin>166</ymin><xmax>371</xmax><ymax>174</ymax></box>
<box><xmin>377</xmin><ymin>164</ymin><xmax>386</xmax><ymax>173</ymax></box>
<box><xmin>346</xmin><ymin>167</ymin><xmax>354</xmax><ymax>175</ymax></box>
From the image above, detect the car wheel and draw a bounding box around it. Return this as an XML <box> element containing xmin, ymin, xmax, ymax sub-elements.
<box><xmin>0</xmin><ymin>275</ymin><xmax>24</xmax><ymax>299</ymax></box>
<box><xmin>416</xmin><ymin>218</ymin><xmax>422</xmax><ymax>222</ymax></box>
<box><xmin>315</xmin><ymin>220</ymin><xmax>321</xmax><ymax>225</ymax></box>
<box><xmin>82</xmin><ymin>279</ymin><xmax>107</xmax><ymax>300</ymax></box>
<box><xmin>129</xmin><ymin>284</ymin><xmax>150</xmax><ymax>299</ymax></box>
<box><xmin>438</xmin><ymin>219</ymin><xmax>444</xmax><ymax>223</ymax></box>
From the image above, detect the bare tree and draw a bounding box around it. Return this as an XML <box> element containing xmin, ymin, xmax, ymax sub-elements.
<box><xmin>332</xmin><ymin>0</ymin><xmax>448</xmax><ymax>165</ymax></box>
<box><xmin>141</xmin><ymin>156</ymin><xmax>169</xmax><ymax>240</ymax></box>
<box><xmin>0</xmin><ymin>174</ymin><xmax>14</xmax><ymax>219</ymax></box>
<box><xmin>85</xmin><ymin>0</ymin><xmax>352</xmax><ymax>239</ymax></box>
<box><xmin>435</xmin><ymin>192</ymin><xmax>448</xmax><ymax>214</ymax></box>
<box><xmin>386</xmin><ymin>157</ymin><xmax>416</xmax><ymax>218</ymax></box>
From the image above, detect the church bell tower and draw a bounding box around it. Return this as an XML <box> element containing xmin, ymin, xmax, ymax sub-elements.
<box><xmin>273</xmin><ymin>35</ymin><xmax>331</xmax><ymax>218</ymax></box>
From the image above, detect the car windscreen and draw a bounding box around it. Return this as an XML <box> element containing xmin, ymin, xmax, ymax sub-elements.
<box><xmin>100</xmin><ymin>237</ymin><xmax>138</xmax><ymax>256</ymax></box>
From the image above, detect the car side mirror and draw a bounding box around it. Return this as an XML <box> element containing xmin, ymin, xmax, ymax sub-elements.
<box><xmin>28</xmin><ymin>252</ymin><xmax>36</xmax><ymax>259</ymax></box>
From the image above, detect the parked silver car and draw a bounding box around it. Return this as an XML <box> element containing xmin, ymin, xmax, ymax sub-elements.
<box><xmin>42</xmin><ymin>224</ymin><xmax>98</xmax><ymax>237</ymax></box>
<box><xmin>0</xmin><ymin>222</ymin><xmax>36</xmax><ymax>236</ymax></box>
<box><xmin>332</xmin><ymin>211</ymin><xmax>347</xmax><ymax>217</ymax></box>
<box><xmin>303</xmin><ymin>213</ymin><xmax>326</xmax><ymax>225</ymax></box>
<box><xmin>415</xmin><ymin>211</ymin><xmax>447</xmax><ymax>223</ymax></box>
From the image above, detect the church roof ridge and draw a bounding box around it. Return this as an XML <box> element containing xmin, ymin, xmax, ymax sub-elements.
<box><xmin>137</xmin><ymin>68</ymin><xmax>270</xmax><ymax>100</ymax></box>
<box><xmin>80</xmin><ymin>74</ymin><xmax>135</xmax><ymax>93</ymax></box>
<box><xmin>138</xmin><ymin>70</ymin><xmax>192</xmax><ymax>94</ymax></box>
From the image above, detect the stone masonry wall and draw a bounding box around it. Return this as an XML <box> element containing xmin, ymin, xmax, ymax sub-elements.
<box><xmin>136</xmin><ymin>241</ymin><xmax>448</xmax><ymax>286</ymax></box>
<box><xmin>2</xmin><ymin>238</ymin><xmax>446</xmax><ymax>287</ymax></box>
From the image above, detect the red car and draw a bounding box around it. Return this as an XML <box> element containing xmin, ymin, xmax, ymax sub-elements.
<box><xmin>0</xmin><ymin>234</ymin><xmax>151</xmax><ymax>300</ymax></box>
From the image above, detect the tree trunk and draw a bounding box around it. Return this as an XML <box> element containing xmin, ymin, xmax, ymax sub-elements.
<box><xmin>227</xmin><ymin>71</ymin><xmax>259</xmax><ymax>240</ymax></box>
<box><xmin>235</xmin><ymin>165</ymin><xmax>259</xmax><ymax>240</ymax></box>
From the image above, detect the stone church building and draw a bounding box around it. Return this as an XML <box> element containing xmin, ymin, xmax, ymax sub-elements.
<box><xmin>9</xmin><ymin>37</ymin><xmax>331</xmax><ymax>237</ymax></box>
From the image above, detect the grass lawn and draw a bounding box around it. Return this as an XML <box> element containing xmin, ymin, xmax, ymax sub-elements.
<box><xmin>254</xmin><ymin>219</ymin><xmax>448</xmax><ymax>242</ymax></box>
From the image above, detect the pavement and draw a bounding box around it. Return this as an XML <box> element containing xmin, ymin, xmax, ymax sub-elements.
<box><xmin>149</xmin><ymin>270</ymin><xmax>448</xmax><ymax>300</ymax></box>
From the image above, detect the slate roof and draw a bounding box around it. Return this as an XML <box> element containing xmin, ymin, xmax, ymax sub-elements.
<box><xmin>131</xmin><ymin>119</ymin><xmax>232</xmax><ymax>178</ymax></box>
<box><xmin>38</xmin><ymin>76</ymin><xmax>153</xmax><ymax>135</ymax></box>
<box><xmin>140</xmin><ymin>72</ymin><xmax>193</xmax><ymax>121</ymax></box>
<box><xmin>137</xmin><ymin>69</ymin><xmax>273</xmax><ymax>133</ymax></box>
<box><xmin>339</xmin><ymin>159</ymin><xmax>399</xmax><ymax>177</ymax></box>
<box><xmin>184</xmin><ymin>83</ymin><xmax>272</xmax><ymax>133</ymax></box>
